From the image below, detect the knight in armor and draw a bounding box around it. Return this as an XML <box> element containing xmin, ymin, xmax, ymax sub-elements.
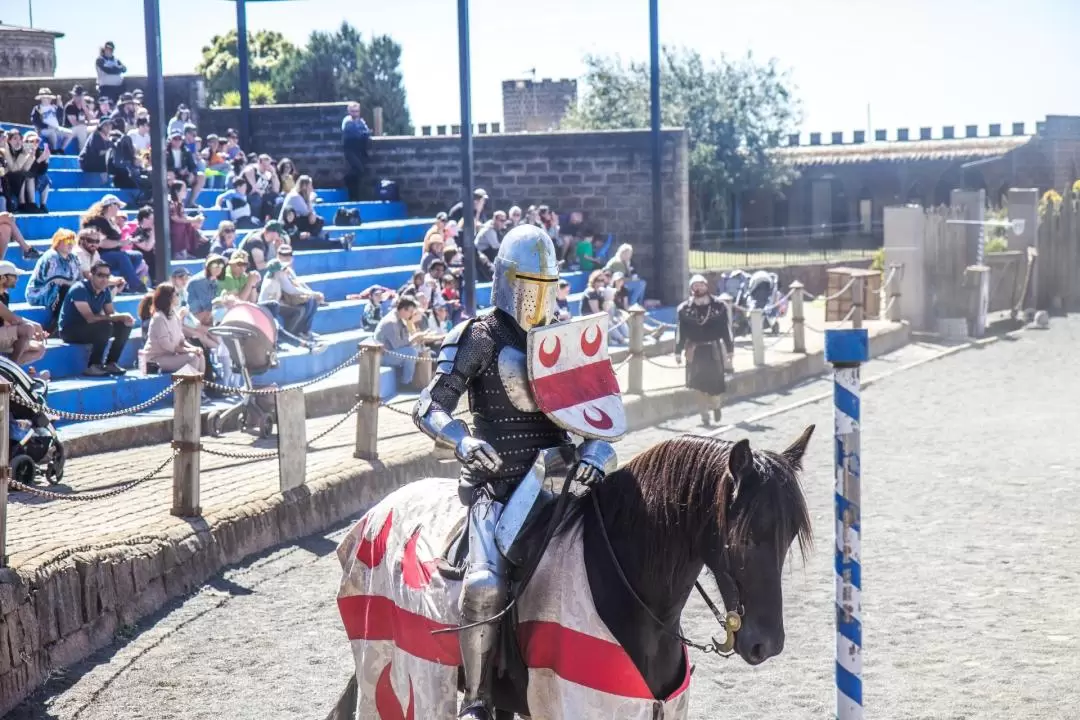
<box><xmin>412</xmin><ymin>224</ymin><xmax>619</xmax><ymax>720</ymax></box>
<box><xmin>675</xmin><ymin>274</ymin><xmax>735</xmax><ymax>427</ymax></box>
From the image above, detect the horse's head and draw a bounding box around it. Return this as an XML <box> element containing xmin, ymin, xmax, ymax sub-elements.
<box><xmin>704</xmin><ymin>426</ymin><xmax>814</xmax><ymax>666</ymax></box>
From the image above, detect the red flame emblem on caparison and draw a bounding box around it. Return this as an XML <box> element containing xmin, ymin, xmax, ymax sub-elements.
<box><xmin>580</xmin><ymin>325</ymin><xmax>603</xmax><ymax>357</ymax></box>
<box><xmin>356</xmin><ymin>511</ymin><xmax>394</xmax><ymax>569</ymax></box>
<box><xmin>375</xmin><ymin>662</ymin><xmax>415</xmax><ymax>720</ymax></box>
<box><xmin>539</xmin><ymin>336</ymin><xmax>561</xmax><ymax>367</ymax></box>
<box><xmin>583</xmin><ymin>405</ymin><xmax>614</xmax><ymax>430</ymax></box>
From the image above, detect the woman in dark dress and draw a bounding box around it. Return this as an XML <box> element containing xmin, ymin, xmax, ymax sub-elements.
<box><xmin>675</xmin><ymin>274</ymin><xmax>734</xmax><ymax>426</ymax></box>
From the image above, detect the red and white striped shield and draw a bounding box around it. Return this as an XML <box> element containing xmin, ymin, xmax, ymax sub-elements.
<box><xmin>526</xmin><ymin>313</ymin><xmax>627</xmax><ymax>441</ymax></box>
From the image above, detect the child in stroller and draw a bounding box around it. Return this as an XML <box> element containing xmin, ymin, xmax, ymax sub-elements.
<box><xmin>0</xmin><ymin>355</ymin><xmax>65</xmax><ymax>485</ymax></box>
<box><xmin>723</xmin><ymin>269</ymin><xmax>787</xmax><ymax>337</ymax></box>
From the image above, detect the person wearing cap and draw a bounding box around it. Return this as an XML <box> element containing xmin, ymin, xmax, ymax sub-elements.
<box><xmin>81</xmin><ymin>195</ymin><xmax>148</xmax><ymax>293</ymax></box>
<box><xmin>217</xmin><ymin>251</ymin><xmax>260</xmax><ymax>304</ymax></box>
<box><xmin>62</xmin><ymin>86</ymin><xmax>92</xmax><ymax>153</ymax></box>
<box><xmin>447</xmin><ymin>187</ymin><xmax>488</xmax><ymax>225</ymax></box>
<box><xmin>424</xmin><ymin>212</ymin><xmax>448</xmax><ymax>253</ymax></box>
<box><xmin>258</xmin><ymin>245</ymin><xmax>323</xmax><ymax>343</ymax></box>
<box><xmin>78</xmin><ymin>117</ymin><xmax>113</xmax><ymax>182</ymax></box>
<box><xmin>110</xmin><ymin>92</ymin><xmax>138</xmax><ymax>134</ymax></box>
<box><xmin>0</xmin><ymin>260</ymin><xmax>46</xmax><ymax>366</ymax></box>
<box><xmin>238</xmin><ymin>221</ymin><xmax>285</xmax><ymax>273</ymax></box>
<box><xmin>59</xmin><ymin>259</ymin><xmax>135</xmax><ymax>377</ymax></box>
<box><xmin>95</xmin><ymin>42</ymin><xmax>127</xmax><ymax>103</ymax></box>
<box><xmin>164</xmin><ymin>130</ymin><xmax>205</xmax><ymax>207</ymax></box>
<box><xmin>29</xmin><ymin>89</ymin><xmax>73</xmax><ymax>154</ymax></box>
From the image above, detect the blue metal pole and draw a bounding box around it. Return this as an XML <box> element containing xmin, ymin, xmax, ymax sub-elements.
<box><xmin>142</xmin><ymin>0</ymin><xmax>171</xmax><ymax>280</ymax></box>
<box><xmin>648</xmin><ymin>0</ymin><xmax>664</xmax><ymax>301</ymax></box>
<box><xmin>825</xmin><ymin>327</ymin><xmax>869</xmax><ymax>720</ymax></box>
<box><xmin>236</xmin><ymin>0</ymin><xmax>252</xmax><ymax>152</ymax></box>
<box><xmin>456</xmin><ymin>0</ymin><xmax>477</xmax><ymax>316</ymax></box>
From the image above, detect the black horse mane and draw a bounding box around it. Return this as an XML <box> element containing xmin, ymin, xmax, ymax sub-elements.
<box><xmin>567</xmin><ymin>434</ymin><xmax>813</xmax><ymax>591</ymax></box>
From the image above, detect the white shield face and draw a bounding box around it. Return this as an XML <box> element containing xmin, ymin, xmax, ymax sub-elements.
<box><xmin>526</xmin><ymin>313</ymin><xmax>627</xmax><ymax>441</ymax></box>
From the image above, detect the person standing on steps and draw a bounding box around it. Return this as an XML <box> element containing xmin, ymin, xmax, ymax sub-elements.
<box><xmin>675</xmin><ymin>274</ymin><xmax>735</xmax><ymax>427</ymax></box>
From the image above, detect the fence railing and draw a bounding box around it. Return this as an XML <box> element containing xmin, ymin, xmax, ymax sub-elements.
<box><xmin>689</xmin><ymin>224</ymin><xmax>883</xmax><ymax>271</ymax></box>
<box><xmin>0</xmin><ymin>266</ymin><xmax>905</xmax><ymax>566</ymax></box>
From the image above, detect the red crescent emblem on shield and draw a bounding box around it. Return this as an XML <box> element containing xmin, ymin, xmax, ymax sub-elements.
<box><xmin>539</xmin><ymin>336</ymin><xmax>561</xmax><ymax>367</ymax></box>
<box><xmin>583</xmin><ymin>405</ymin><xmax>614</xmax><ymax>430</ymax></box>
<box><xmin>580</xmin><ymin>325</ymin><xmax>602</xmax><ymax>357</ymax></box>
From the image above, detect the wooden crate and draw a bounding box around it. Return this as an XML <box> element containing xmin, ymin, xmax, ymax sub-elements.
<box><xmin>825</xmin><ymin>268</ymin><xmax>882</xmax><ymax>322</ymax></box>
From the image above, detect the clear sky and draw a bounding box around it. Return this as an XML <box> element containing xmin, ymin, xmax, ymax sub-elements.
<box><xmin>12</xmin><ymin>0</ymin><xmax>1080</xmax><ymax>136</ymax></box>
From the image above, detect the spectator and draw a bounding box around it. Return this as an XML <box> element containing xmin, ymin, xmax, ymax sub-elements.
<box><xmin>139</xmin><ymin>282</ymin><xmax>204</xmax><ymax>375</ymax></box>
<box><xmin>26</xmin><ymin>229</ymin><xmax>81</xmax><ymax>332</ymax></box>
<box><xmin>475</xmin><ymin>210</ymin><xmax>506</xmax><ymax>262</ymax></box>
<box><xmin>122</xmin><ymin>206</ymin><xmax>157</xmax><ymax>283</ymax></box>
<box><xmin>222</xmin><ymin>128</ymin><xmax>244</xmax><ymax>163</ymax></box>
<box><xmin>555</xmin><ymin>279</ymin><xmax>572</xmax><ymax>321</ymax></box>
<box><xmin>164</xmin><ymin>130</ymin><xmax>205</xmax><ymax>207</ymax></box>
<box><xmin>166</xmin><ymin>104</ymin><xmax>193</xmax><ymax>138</ymax></box>
<box><xmin>360</xmin><ymin>286</ymin><xmax>389</xmax><ymax>331</ymax></box>
<box><xmin>278</xmin><ymin>174</ymin><xmax>338</xmax><ymax>248</ymax></box>
<box><xmin>0</xmin><ymin>259</ymin><xmax>47</xmax><ymax>366</ymax></box>
<box><xmin>238</xmin><ymin>221</ymin><xmax>284</xmax><ymax>273</ymax></box>
<box><xmin>62</xmin><ymin>85</ymin><xmax>92</xmax><ymax>153</ymax></box>
<box><xmin>610</xmin><ymin>271</ymin><xmax>632</xmax><ymax>311</ymax></box>
<box><xmin>604</xmin><ymin>287</ymin><xmax>629</xmax><ymax>345</ymax></box>
<box><xmin>25</xmin><ymin>132</ymin><xmax>52</xmax><ymax>212</ymax></box>
<box><xmin>209</xmin><ymin>220</ymin><xmax>238</xmax><ymax>258</ymax></box>
<box><xmin>94</xmin><ymin>42</ymin><xmax>127</xmax><ymax>102</ymax></box>
<box><xmin>507</xmin><ymin>206</ymin><xmax>522</xmax><ymax>227</ymax></box>
<box><xmin>420</xmin><ymin>261</ymin><xmax>447</xmax><ymax>307</ymax></box>
<box><xmin>0</xmin><ymin>211</ymin><xmax>39</xmax><ymax>260</ymax></box>
<box><xmin>169</xmin><ymin>266</ymin><xmax>222</xmax><ymax>382</ymax></box>
<box><xmin>73</xmin><ymin>228</ymin><xmax>120</xmax><ymax>289</ymax></box>
<box><xmin>94</xmin><ymin>95</ymin><xmax>113</xmax><ymax>124</ymax></box>
<box><xmin>575</xmin><ymin>231</ymin><xmax>602</xmax><ymax>272</ymax></box>
<box><xmin>29</xmin><ymin>89</ymin><xmax>73</xmax><ymax>153</ymax></box>
<box><xmin>537</xmin><ymin>205</ymin><xmax>563</xmax><ymax>258</ymax></box>
<box><xmin>215</xmin><ymin>176</ymin><xmax>257</xmax><ymax>229</ymax></box>
<box><xmin>398</xmin><ymin>269</ymin><xmax>424</xmax><ymax>298</ymax></box>
<box><xmin>217</xmin><ymin>251</ymin><xmax>260</xmax><ymax>303</ymax></box>
<box><xmin>420</xmin><ymin>236</ymin><xmax>445</xmax><ymax>274</ymax></box>
<box><xmin>203</xmin><ymin>134</ymin><xmax>230</xmax><ymax>189</ymax></box>
<box><xmin>374</xmin><ymin>296</ymin><xmax>423</xmax><ymax>386</ymax></box>
<box><xmin>429</xmin><ymin>298</ymin><xmax>453</xmax><ymax>333</ymax></box>
<box><xmin>258</xmin><ymin>245</ymin><xmax>323</xmax><ymax>342</ymax></box>
<box><xmin>78</xmin><ymin>118</ymin><xmax>113</xmax><ymax>183</ymax></box>
<box><xmin>59</xmin><ymin>260</ymin><xmax>134</xmax><ymax>376</ymax></box>
<box><xmin>276</xmin><ymin>158</ymin><xmax>297</xmax><ymax>195</ymax></box>
<box><xmin>126</xmin><ymin>116</ymin><xmax>151</xmax><ymax>155</ymax></box>
<box><xmin>168</xmin><ymin>180</ymin><xmax>207</xmax><ymax>260</ymax></box>
<box><xmin>2</xmin><ymin>130</ymin><xmax>36</xmax><ymax>212</ymax></box>
<box><xmin>82</xmin><ymin>195</ymin><xmax>149</xmax><ymax>292</ymax></box>
<box><xmin>582</xmin><ymin>269</ymin><xmax>607</xmax><ymax>315</ymax></box>
<box><xmin>186</xmin><ymin>254</ymin><xmax>226</xmax><ymax>327</ymax></box>
<box><xmin>111</xmin><ymin>92</ymin><xmax>138</xmax><ymax>134</ymax></box>
<box><xmin>106</xmin><ymin>123</ymin><xmax>149</xmax><ymax>198</ymax></box>
<box><xmin>448</xmin><ymin>187</ymin><xmax>488</xmax><ymax>226</ymax></box>
<box><xmin>243</xmin><ymin>153</ymin><xmax>281</xmax><ymax>223</ymax></box>
<box><xmin>341</xmin><ymin>101</ymin><xmax>370</xmax><ymax>202</ymax></box>
<box><xmin>183</xmin><ymin>124</ymin><xmax>207</xmax><ymax>176</ymax></box>
<box><xmin>423</xmin><ymin>212</ymin><xmax>448</xmax><ymax>252</ymax></box>
<box><xmin>603</xmin><ymin>243</ymin><xmax>646</xmax><ymax>305</ymax></box>
<box><xmin>525</xmin><ymin>205</ymin><xmax>539</xmax><ymax>226</ymax></box>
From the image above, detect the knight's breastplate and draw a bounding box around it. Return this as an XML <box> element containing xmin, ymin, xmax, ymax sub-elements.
<box><xmin>467</xmin><ymin>343</ymin><xmax>569</xmax><ymax>482</ymax></box>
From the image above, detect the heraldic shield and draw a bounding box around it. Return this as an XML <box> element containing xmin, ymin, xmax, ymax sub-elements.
<box><xmin>526</xmin><ymin>313</ymin><xmax>628</xmax><ymax>441</ymax></box>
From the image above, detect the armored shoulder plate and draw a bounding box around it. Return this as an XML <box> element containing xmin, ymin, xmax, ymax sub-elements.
<box><xmin>435</xmin><ymin>317</ymin><xmax>476</xmax><ymax>375</ymax></box>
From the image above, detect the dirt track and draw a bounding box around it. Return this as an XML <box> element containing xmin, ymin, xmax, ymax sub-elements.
<box><xmin>12</xmin><ymin>322</ymin><xmax>1080</xmax><ymax>719</ymax></box>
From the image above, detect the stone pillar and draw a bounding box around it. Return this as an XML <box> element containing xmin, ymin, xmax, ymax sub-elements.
<box><xmin>627</xmin><ymin>306</ymin><xmax>645</xmax><ymax>395</ymax></box>
<box><xmin>789</xmin><ymin>281</ymin><xmax>806</xmax><ymax>353</ymax></box>
<box><xmin>950</xmin><ymin>188</ymin><xmax>986</xmax><ymax>265</ymax></box>
<box><xmin>171</xmin><ymin>370</ymin><xmax>202</xmax><ymax>517</ymax></box>
<box><xmin>750</xmin><ymin>309</ymin><xmax>766</xmax><ymax>366</ymax></box>
<box><xmin>354</xmin><ymin>341</ymin><xmax>384</xmax><ymax>460</ymax></box>
<box><xmin>884</xmin><ymin>205</ymin><xmax>928</xmax><ymax>330</ymax></box>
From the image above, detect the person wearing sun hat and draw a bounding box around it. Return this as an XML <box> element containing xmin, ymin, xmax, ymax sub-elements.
<box><xmin>217</xmin><ymin>250</ymin><xmax>260</xmax><ymax>304</ymax></box>
<box><xmin>30</xmin><ymin>88</ymin><xmax>74</xmax><ymax>154</ymax></box>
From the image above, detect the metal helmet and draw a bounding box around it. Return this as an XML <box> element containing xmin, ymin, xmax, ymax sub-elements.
<box><xmin>491</xmin><ymin>224</ymin><xmax>560</xmax><ymax>331</ymax></box>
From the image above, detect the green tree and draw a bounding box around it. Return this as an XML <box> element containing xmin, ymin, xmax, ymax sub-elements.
<box><xmin>196</xmin><ymin>30</ymin><xmax>297</xmax><ymax>105</ymax></box>
<box><xmin>220</xmin><ymin>81</ymin><xmax>276</xmax><ymax>107</ymax></box>
<box><xmin>564</xmin><ymin>48</ymin><xmax>801</xmax><ymax>231</ymax></box>
<box><xmin>270</xmin><ymin>23</ymin><xmax>412</xmax><ymax>136</ymax></box>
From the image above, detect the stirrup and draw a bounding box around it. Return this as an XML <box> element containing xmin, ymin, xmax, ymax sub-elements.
<box><xmin>458</xmin><ymin>700</ymin><xmax>493</xmax><ymax>720</ymax></box>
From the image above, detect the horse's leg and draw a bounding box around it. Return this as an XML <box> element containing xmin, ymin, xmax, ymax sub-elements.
<box><xmin>494</xmin><ymin>711</ymin><xmax>515</xmax><ymax>720</ymax></box>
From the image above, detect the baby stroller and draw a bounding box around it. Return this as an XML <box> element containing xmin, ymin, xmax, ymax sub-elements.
<box><xmin>0</xmin><ymin>356</ymin><xmax>65</xmax><ymax>485</ymax></box>
<box><xmin>206</xmin><ymin>303</ymin><xmax>279</xmax><ymax>438</ymax></box>
<box><xmin>727</xmin><ymin>269</ymin><xmax>786</xmax><ymax>337</ymax></box>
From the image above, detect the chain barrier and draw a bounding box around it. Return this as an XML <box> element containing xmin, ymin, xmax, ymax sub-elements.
<box><xmin>200</xmin><ymin>440</ymin><xmax>279</xmax><ymax>460</ymax></box>
<box><xmin>12</xmin><ymin>379</ymin><xmax>182</xmax><ymax>422</ymax></box>
<box><xmin>9</xmin><ymin>449</ymin><xmax>178</xmax><ymax>501</ymax></box>
<box><xmin>307</xmin><ymin>401</ymin><xmax>362</xmax><ymax>446</ymax></box>
<box><xmin>204</xmin><ymin>349</ymin><xmax>364</xmax><ymax>396</ymax></box>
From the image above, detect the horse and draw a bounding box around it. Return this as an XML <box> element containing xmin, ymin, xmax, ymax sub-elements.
<box><xmin>334</xmin><ymin>426</ymin><xmax>814</xmax><ymax>720</ymax></box>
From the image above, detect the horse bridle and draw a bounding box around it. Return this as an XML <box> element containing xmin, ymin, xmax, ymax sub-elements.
<box><xmin>590</xmin><ymin>491</ymin><xmax>744</xmax><ymax>658</ymax></box>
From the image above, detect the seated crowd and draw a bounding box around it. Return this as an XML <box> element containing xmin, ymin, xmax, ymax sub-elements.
<box><xmin>370</xmin><ymin>188</ymin><xmax>653</xmax><ymax>388</ymax></box>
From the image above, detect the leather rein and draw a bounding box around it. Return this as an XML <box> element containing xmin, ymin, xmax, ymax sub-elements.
<box><xmin>589</xmin><ymin>490</ymin><xmax>743</xmax><ymax>658</ymax></box>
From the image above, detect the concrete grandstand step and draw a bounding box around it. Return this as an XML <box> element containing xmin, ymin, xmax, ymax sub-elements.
<box><xmin>45</xmin><ymin>187</ymin><xmax>349</xmax><ymax>211</ymax></box>
<box><xmin>40</xmin><ymin>154</ymin><xmax>80</xmax><ymax>170</ymax></box>
<box><xmin>39</xmin><ymin>361</ymin><xmax>172</xmax><ymax>419</ymax></box>
<box><xmin>8</xmin><ymin>218</ymin><xmax>430</xmax><ymax>265</ymax></box>
<box><xmin>13</xmin><ymin>201</ymin><xmax>407</xmax><ymax>238</ymax></box>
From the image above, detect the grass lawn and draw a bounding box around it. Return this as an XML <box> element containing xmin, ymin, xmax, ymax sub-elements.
<box><xmin>688</xmin><ymin>248</ymin><xmax>874</xmax><ymax>271</ymax></box>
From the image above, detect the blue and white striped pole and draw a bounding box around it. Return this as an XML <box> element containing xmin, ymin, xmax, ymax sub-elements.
<box><xmin>825</xmin><ymin>328</ymin><xmax>869</xmax><ymax>720</ymax></box>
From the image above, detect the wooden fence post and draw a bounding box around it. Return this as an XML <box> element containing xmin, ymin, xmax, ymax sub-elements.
<box><xmin>275</xmin><ymin>387</ymin><xmax>307</xmax><ymax>492</ymax></box>
<box><xmin>373</xmin><ymin>107</ymin><xmax>384</xmax><ymax>136</ymax></box>
<box><xmin>0</xmin><ymin>380</ymin><xmax>9</xmax><ymax>566</ymax></box>
<box><xmin>887</xmin><ymin>264</ymin><xmax>904</xmax><ymax>322</ymax></box>
<box><xmin>750</xmin><ymin>308</ymin><xmax>766</xmax><ymax>367</ymax></box>
<box><xmin>171</xmin><ymin>370</ymin><xmax>202</xmax><ymax>517</ymax></box>
<box><xmin>627</xmin><ymin>306</ymin><xmax>645</xmax><ymax>395</ymax></box>
<box><xmin>789</xmin><ymin>281</ymin><xmax>806</xmax><ymax>354</ymax></box>
<box><xmin>852</xmin><ymin>276</ymin><xmax>865</xmax><ymax>329</ymax></box>
<box><xmin>354</xmin><ymin>341</ymin><xmax>384</xmax><ymax>460</ymax></box>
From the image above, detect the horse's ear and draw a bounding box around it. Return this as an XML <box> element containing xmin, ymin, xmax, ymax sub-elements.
<box><xmin>782</xmin><ymin>424</ymin><xmax>815</xmax><ymax>469</ymax></box>
<box><xmin>725</xmin><ymin>439</ymin><xmax>752</xmax><ymax>501</ymax></box>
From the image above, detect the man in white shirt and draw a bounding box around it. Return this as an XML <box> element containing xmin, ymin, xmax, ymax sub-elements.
<box><xmin>474</xmin><ymin>210</ymin><xmax>506</xmax><ymax>262</ymax></box>
<box><xmin>127</xmin><ymin>116</ymin><xmax>151</xmax><ymax>155</ymax></box>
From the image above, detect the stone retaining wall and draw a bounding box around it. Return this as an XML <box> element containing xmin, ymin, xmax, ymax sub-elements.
<box><xmin>0</xmin><ymin>322</ymin><xmax>910</xmax><ymax>713</ymax></box>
